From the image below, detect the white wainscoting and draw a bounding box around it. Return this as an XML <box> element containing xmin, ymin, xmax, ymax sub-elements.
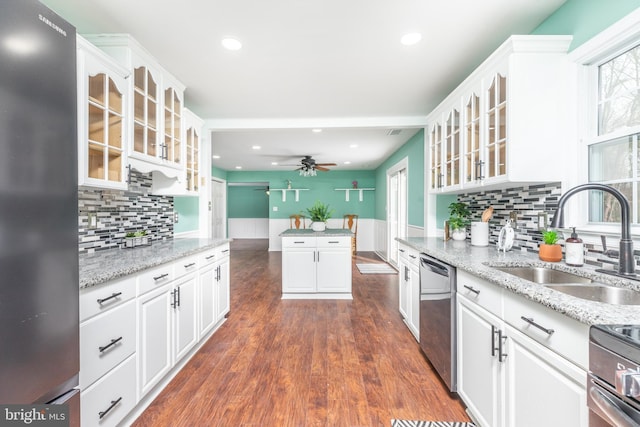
<box><xmin>408</xmin><ymin>224</ymin><xmax>424</xmax><ymax>238</ymax></box>
<box><xmin>374</xmin><ymin>219</ymin><xmax>388</xmax><ymax>261</ymax></box>
<box><xmin>268</xmin><ymin>218</ymin><xmax>375</xmax><ymax>252</ymax></box>
<box><xmin>228</xmin><ymin>218</ymin><xmax>269</xmax><ymax>239</ymax></box>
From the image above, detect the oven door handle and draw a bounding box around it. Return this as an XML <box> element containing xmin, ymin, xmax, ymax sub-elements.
<box><xmin>589</xmin><ymin>385</ymin><xmax>640</xmax><ymax>427</ymax></box>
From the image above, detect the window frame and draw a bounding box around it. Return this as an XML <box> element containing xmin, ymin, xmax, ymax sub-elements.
<box><xmin>568</xmin><ymin>9</ymin><xmax>640</xmax><ymax>242</ymax></box>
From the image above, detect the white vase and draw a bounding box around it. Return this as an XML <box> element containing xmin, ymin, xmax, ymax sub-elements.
<box><xmin>451</xmin><ymin>228</ymin><xmax>466</xmax><ymax>241</ymax></box>
<box><xmin>311</xmin><ymin>222</ymin><xmax>326</xmax><ymax>232</ymax></box>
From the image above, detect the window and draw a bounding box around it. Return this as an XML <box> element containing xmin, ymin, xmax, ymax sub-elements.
<box><xmin>588</xmin><ymin>42</ymin><xmax>640</xmax><ymax>224</ymax></box>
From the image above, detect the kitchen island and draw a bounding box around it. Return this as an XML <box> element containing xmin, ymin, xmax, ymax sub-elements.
<box><xmin>280</xmin><ymin>228</ymin><xmax>353</xmax><ymax>299</ymax></box>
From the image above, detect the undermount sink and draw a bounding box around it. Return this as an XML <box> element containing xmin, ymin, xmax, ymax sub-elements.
<box><xmin>492</xmin><ymin>266</ymin><xmax>593</xmax><ymax>284</ymax></box>
<box><xmin>492</xmin><ymin>265</ymin><xmax>640</xmax><ymax>305</ymax></box>
<box><xmin>545</xmin><ymin>284</ymin><xmax>640</xmax><ymax>305</ymax></box>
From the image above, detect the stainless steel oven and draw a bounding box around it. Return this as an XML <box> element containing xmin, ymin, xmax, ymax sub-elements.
<box><xmin>589</xmin><ymin>325</ymin><xmax>640</xmax><ymax>427</ymax></box>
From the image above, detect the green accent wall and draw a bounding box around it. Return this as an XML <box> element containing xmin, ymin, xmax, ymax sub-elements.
<box><xmin>226</xmin><ymin>170</ymin><xmax>376</xmax><ymax>220</ymax></box>
<box><xmin>173</xmin><ymin>196</ymin><xmax>200</xmax><ymax>234</ymax></box>
<box><xmin>228</xmin><ymin>185</ymin><xmax>269</xmax><ymax>218</ymax></box>
<box><xmin>212</xmin><ymin>166</ymin><xmax>228</xmax><ymax>180</ymax></box>
<box><xmin>374</xmin><ymin>130</ymin><xmax>424</xmax><ymax>227</ymax></box>
<box><xmin>532</xmin><ymin>0</ymin><xmax>640</xmax><ymax>50</ymax></box>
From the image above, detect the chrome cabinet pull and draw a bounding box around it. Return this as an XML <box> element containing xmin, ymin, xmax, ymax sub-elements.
<box><xmin>409</xmin><ymin>254</ymin><xmax>417</xmax><ymax>259</ymax></box>
<box><xmin>171</xmin><ymin>289</ymin><xmax>177</xmax><ymax>308</ymax></box>
<box><xmin>491</xmin><ymin>325</ymin><xmax>499</xmax><ymax>357</ymax></box>
<box><xmin>98</xmin><ymin>397</ymin><xmax>122</xmax><ymax>419</ymax></box>
<box><xmin>184</xmin><ymin>262</ymin><xmax>196</xmax><ymax>268</ymax></box>
<box><xmin>498</xmin><ymin>330</ymin><xmax>508</xmax><ymax>362</ymax></box>
<box><xmin>463</xmin><ymin>285</ymin><xmax>480</xmax><ymax>295</ymax></box>
<box><xmin>328</xmin><ymin>240</ymin><xmax>339</xmax><ymax>243</ymax></box>
<box><xmin>221</xmin><ymin>249</ymin><xmax>229</xmax><ymax>253</ymax></box>
<box><xmin>294</xmin><ymin>241</ymin><xmax>305</xmax><ymax>244</ymax></box>
<box><xmin>206</xmin><ymin>254</ymin><xmax>216</xmax><ymax>260</ymax></box>
<box><xmin>99</xmin><ymin>337</ymin><xmax>123</xmax><ymax>353</ymax></box>
<box><xmin>399</xmin><ymin>248</ymin><xmax>405</xmax><ymax>253</ymax></box>
<box><xmin>97</xmin><ymin>292</ymin><xmax>122</xmax><ymax>305</ymax></box>
<box><xmin>404</xmin><ymin>266</ymin><xmax>409</xmax><ymax>282</ymax></box>
<box><xmin>153</xmin><ymin>273</ymin><xmax>169</xmax><ymax>281</ymax></box>
<box><xmin>520</xmin><ymin>316</ymin><xmax>555</xmax><ymax>335</ymax></box>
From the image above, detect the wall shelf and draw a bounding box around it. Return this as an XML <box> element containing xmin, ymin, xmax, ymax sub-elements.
<box><xmin>335</xmin><ymin>188</ymin><xmax>375</xmax><ymax>202</ymax></box>
<box><xmin>270</xmin><ymin>188</ymin><xmax>309</xmax><ymax>202</ymax></box>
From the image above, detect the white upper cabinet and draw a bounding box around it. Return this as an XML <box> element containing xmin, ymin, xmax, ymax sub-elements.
<box><xmin>84</xmin><ymin>34</ymin><xmax>186</xmax><ymax>182</ymax></box>
<box><xmin>77</xmin><ymin>36</ymin><xmax>129</xmax><ymax>190</ymax></box>
<box><xmin>428</xmin><ymin>35</ymin><xmax>574</xmax><ymax>193</ymax></box>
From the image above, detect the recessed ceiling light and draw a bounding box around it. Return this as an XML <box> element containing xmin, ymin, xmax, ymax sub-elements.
<box><xmin>271</xmin><ymin>162</ymin><xmax>278</xmax><ymax>165</ymax></box>
<box><xmin>344</xmin><ymin>161</ymin><xmax>351</xmax><ymax>165</ymax></box>
<box><xmin>222</xmin><ymin>38</ymin><xmax>242</xmax><ymax>51</ymax></box>
<box><xmin>252</xmin><ymin>145</ymin><xmax>261</xmax><ymax>150</ymax></box>
<box><xmin>212</xmin><ymin>155</ymin><xmax>221</xmax><ymax>159</ymax></box>
<box><xmin>235</xmin><ymin>166</ymin><xmax>242</xmax><ymax>169</ymax></box>
<box><xmin>349</xmin><ymin>144</ymin><xmax>358</xmax><ymax>148</ymax></box>
<box><xmin>401</xmin><ymin>32</ymin><xmax>422</xmax><ymax>46</ymax></box>
<box><xmin>312</xmin><ymin>129</ymin><xmax>322</xmax><ymax>133</ymax></box>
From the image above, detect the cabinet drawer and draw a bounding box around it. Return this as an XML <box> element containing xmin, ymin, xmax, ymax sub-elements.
<box><xmin>137</xmin><ymin>263</ymin><xmax>175</xmax><ymax>296</ymax></box>
<box><xmin>81</xmin><ymin>354</ymin><xmax>137</xmax><ymax>427</ymax></box>
<box><xmin>503</xmin><ymin>290</ymin><xmax>589</xmax><ymax>369</ymax></box>
<box><xmin>457</xmin><ymin>271</ymin><xmax>502</xmax><ymax>316</ymax></box>
<box><xmin>216</xmin><ymin>243</ymin><xmax>230</xmax><ymax>258</ymax></box>
<box><xmin>282</xmin><ymin>237</ymin><xmax>316</xmax><ymax>248</ymax></box>
<box><xmin>317</xmin><ymin>236</ymin><xmax>351</xmax><ymax>248</ymax></box>
<box><xmin>80</xmin><ymin>276</ymin><xmax>136</xmax><ymax>322</ymax></box>
<box><xmin>80</xmin><ymin>300</ymin><xmax>136</xmax><ymax>389</ymax></box>
<box><xmin>175</xmin><ymin>254</ymin><xmax>199</xmax><ymax>279</ymax></box>
<box><xmin>199</xmin><ymin>248</ymin><xmax>218</xmax><ymax>266</ymax></box>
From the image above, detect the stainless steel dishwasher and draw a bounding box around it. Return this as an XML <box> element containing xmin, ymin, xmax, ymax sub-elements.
<box><xmin>419</xmin><ymin>254</ymin><xmax>457</xmax><ymax>392</ymax></box>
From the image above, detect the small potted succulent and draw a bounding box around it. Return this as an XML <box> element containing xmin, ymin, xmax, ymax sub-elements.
<box><xmin>448</xmin><ymin>202</ymin><xmax>471</xmax><ymax>241</ymax></box>
<box><xmin>539</xmin><ymin>230</ymin><xmax>562</xmax><ymax>262</ymax></box>
<box><xmin>125</xmin><ymin>230</ymin><xmax>149</xmax><ymax>248</ymax></box>
<box><xmin>306</xmin><ymin>200</ymin><xmax>334</xmax><ymax>232</ymax></box>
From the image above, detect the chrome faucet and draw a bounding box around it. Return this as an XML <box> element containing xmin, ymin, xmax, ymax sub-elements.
<box><xmin>550</xmin><ymin>183</ymin><xmax>636</xmax><ymax>277</ymax></box>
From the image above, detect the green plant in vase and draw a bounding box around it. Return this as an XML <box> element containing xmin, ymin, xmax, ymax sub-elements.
<box><xmin>448</xmin><ymin>202</ymin><xmax>471</xmax><ymax>241</ymax></box>
<box><xmin>306</xmin><ymin>200</ymin><xmax>334</xmax><ymax>232</ymax></box>
<box><xmin>539</xmin><ymin>230</ymin><xmax>562</xmax><ymax>262</ymax></box>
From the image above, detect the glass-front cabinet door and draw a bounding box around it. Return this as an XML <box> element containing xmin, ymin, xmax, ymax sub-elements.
<box><xmin>445</xmin><ymin>109</ymin><xmax>461</xmax><ymax>187</ymax></box>
<box><xmin>133</xmin><ymin>66</ymin><xmax>159</xmax><ymax>159</ymax></box>
<box><xmin>77</xmin><ymin>36</ymin><xmax>128</xmax><ymax>189</ymax></box>
<box><xmin>183</xmin><ymin>108</ymin><xmax>203</xmax><ymax>194</ymax></box>
<box><xmin>430</xmin><ymin>123</ymin><xmax>443</xmax><ymax>190</ymax></box>
<box><xmin>164</xmin><ymin>87</ymin><xmax>182</xmax><ymax>165</ymax></box>
<box><xmin>486</xmin><ymin>73</ymin><xmax>507</xmax><ymax>179</ymax></box>
<box><xmin>464</xmin><ymin>93</ymin><xmax>482</xmax><ymax>184</ymax></box>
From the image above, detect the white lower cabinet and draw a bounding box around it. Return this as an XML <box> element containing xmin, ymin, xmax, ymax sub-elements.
<box><xmin>138</xmin><ymin>283</ymin><xmax>172</xmax><ymax>398</ymax></box>
<box><xmin>456</xmin><ymin>271</ymin><xmax>588</xmax><ymax>427</ymax></box>
<box><xmin>81</xmin><ymin>354</ymin><xmax>137</xmax><ymax>427</ymax></box>
<box><xmin>80</xmin><ymin>242</ymin><xmax>231</xmax><ymax>425</ymax></box>
<box><xmin>282</xmin><ymin>235</ymin><xmax>352</xmax><ymax>298</ymax></box>
<box><xmin>172</xmin><ymin>273</ymin><xmax>198</xmax><ymax>362</ymax></box>
<box><xmin>398</xmin><ymin>243</ymin><xmax>420</xmax><ymax>341</ymax></box>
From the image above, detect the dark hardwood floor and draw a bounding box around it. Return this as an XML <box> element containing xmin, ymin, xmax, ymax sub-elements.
<box><xmin>133</xmin><ymin>241</ymin><xmax>469</xmax><ymax>427</ymax></box>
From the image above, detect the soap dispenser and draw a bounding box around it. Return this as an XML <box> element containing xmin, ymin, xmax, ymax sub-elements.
<box><xmin>565</xmin><ymin>227</ymin><xmax>584</xmax><ymax>266</ymax></box>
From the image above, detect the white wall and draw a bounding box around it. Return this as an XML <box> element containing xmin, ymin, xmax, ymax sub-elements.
<box><xmin>228</xmin><ymin>218</ymin><xmax>269</xmax><ymax>239</ymax></box>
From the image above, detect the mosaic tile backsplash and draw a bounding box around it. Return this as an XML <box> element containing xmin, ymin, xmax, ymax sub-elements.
<box><xmin>78</xmin><ymin>171</ymin><xmax>174</xmax><ymax>254</ymax></box>
<box><xmin>456</xmin><ymin>182</ymin><xmax>638</xmax><ymax>271</ymax></box>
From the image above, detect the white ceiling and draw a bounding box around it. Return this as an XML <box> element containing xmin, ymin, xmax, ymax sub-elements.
<box><xmin>42</xmin><ymin>0</ymin><xmax>566</xmax><ymax>171</ymax></box>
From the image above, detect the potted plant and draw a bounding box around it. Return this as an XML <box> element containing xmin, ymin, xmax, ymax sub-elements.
<box><xmin>448</xmin><ymin>202</ymin><xmax>471</xmax><ymax>241</ymax></box>
<box><xmin>125</xmin><ymin>230</ymin><xmax>149</xmax><ymax>247</ymax></box>
<box><xmin>539</xmin><ymin>230</ymin><xmax>562</xmax><ymax>262</ymax></box>
<box><xmin>306</xmin><ymin>200</ymin><xmax>334</xmax><ymax>232</ymax></box>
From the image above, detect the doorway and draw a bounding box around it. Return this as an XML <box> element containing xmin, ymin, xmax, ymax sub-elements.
<box><xmin>387</xmin><ymin>158</ymin><xmax>408</xmax><ymax>267</ymax></box>
<box><xmin>211</xmin><ymin>178</ymin><xmax>227</xmax><ymax>239</ymax></box>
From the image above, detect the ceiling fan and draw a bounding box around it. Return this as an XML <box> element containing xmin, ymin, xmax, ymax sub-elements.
<box><xmin>295</xmin><ymin>156</ymin><xmax>337</xmax><ymax>176</ymax></box>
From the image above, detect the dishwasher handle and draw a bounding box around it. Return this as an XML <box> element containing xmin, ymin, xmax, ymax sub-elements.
<box><xmin>420</xmin><ymin>256</ymin><xmax>450</xmax><ymax>277</ymax></box>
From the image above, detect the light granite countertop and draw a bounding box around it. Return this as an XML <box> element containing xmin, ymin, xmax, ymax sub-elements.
<box><xmin>79</xmin><ymin>238</ymin><xmax>231</xmax><ymax>289</ymax></box>
<box><xmin>397</xmin><ymin>237</ymin><xmax>640</xmax><ymax>325</ymax></box>
<box><xmin>280</xmin><ymin>228</ymin><xmax>353</xmax><ymax>237</ymax></box>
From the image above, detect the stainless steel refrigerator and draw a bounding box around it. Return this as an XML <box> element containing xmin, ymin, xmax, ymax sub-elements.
<box><xmin>0</xmin><ymin>0</ymin><xmax>79</xmax><ymax>424</ymax></box>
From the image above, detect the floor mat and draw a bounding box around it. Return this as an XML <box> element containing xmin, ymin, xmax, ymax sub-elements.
<box><xmin>391</xmin><ymin>421</ymin><xmax>475</xmax><ymax>427</ymax></box>
<box><xmin>356</xmin><ymin>263</ymin><xmax>397</xmax><ymax>274</ymax></box>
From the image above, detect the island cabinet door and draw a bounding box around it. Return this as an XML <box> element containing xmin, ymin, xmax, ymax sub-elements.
<box><xmin>316</xmin><ymin>247</ymin><xmax>351</xmax><ymax>293</ymax></box>
<box><xmin>282</xmin><ymin>248</ymin><xmax>317</xmax><ymax>293</ymax></box>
